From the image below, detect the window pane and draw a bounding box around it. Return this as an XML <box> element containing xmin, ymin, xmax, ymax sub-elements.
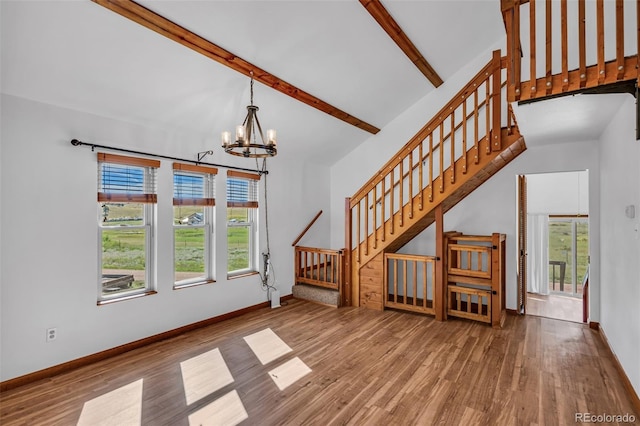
<box><xmin>175</xmin><ymin>227</ymin><xmax>205</xmax><ymax>282</ymax></box>
<box><xmin>228</xmin><ymin>207</ymin><xmax>250</xmax><ymax>273</ymax></box>
<box><xmin>228</xmin><ymin>225</ymin><xmax>250</xmax><ymax>271</ymax></box>
<box><xmin>228</xmin><ymin>207</ymin><xmax>249</xmax><ymax>223</ymax></box>
<box><xmin>101</xmin><ymin>203</ymin><xmax>144</xmax><ymax>225</ymax></box>
<box><xmin>576</xmin><ymin>221</ymin><xmax>589</xmax><ymax>295</ymax></box>
<box><xmin>174</xmin><ymin>206</ymin><xmax>205</xmax><ymax>225</ymax></box>
<box><xmin>102</xmin><ymin>228</ymin><xmax>145</xmax><ymax>296</ymax></box>
<box><xmin>548</xmin><ymin>221</ymin><xmax>572</xmax><ymax>293</ymax></box>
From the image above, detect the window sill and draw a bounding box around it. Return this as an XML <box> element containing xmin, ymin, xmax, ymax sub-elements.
<box><xmin>97</xmin><ymin>290</ymin><xmax>157</xmax><ymax>306</ymax></box>
<box><xmin>174</xmin><ymin>279</ymin><xmax>216</xmax><ymax>290</ymax></box>
<box><xmin>227</xmin><ymin>271</ymin><xmax>259</xmax><ymax>280</ymax></box>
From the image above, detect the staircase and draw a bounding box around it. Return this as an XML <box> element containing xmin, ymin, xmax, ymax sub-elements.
<box><xmin>345</xmin><ymin>50</ymin><xmax>525</xmax><ymax>312</ymax></box>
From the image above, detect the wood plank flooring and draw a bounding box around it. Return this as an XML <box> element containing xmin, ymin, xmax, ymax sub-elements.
<box><xmin>1</xmin><ymin>299</ymin><xmax>637</xmax><ymax>425</ymax></box>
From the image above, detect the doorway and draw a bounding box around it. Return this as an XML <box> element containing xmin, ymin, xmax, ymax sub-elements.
<box><xmin>518</xmin><ymin>171</ymin><xmax>589</xmax><ymax>323</ymax></box>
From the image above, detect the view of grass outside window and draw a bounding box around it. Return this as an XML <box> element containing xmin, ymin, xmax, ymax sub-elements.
<box><xmin>173</xmin><ymin>165</ymin><xmax>216</xmax><ymax>287</ymax></box>
<box><xmin>174</xmin><ymin>205</ymin><xmax>207</xmax><ymax>283</ymax></box>
<box><xmin>100</xmin><ymin>202</ymin><xmax>148</xmax><ymax>296</ymax></box>
<box><xmin>226</xmin><ymin>172</ymin><xmax>258</xmax><ymax>276</ymax></box>
<box><xmin>98</xmin><ymin>153</ymin><xmax>158</xmax><ymax>301</ymax></box>
<box><xmin>548</xmin><ymin>218</ymin><xmax>589</xmax><ymax>297</ymax></box>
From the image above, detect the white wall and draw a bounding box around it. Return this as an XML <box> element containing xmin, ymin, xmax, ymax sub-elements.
<box><xmin>527</xmin><ymin>170</ymin><xmax>589</xmax><ymax>215</ymax></box>
<box><xmin>598</xmin><ymin>96</ymin><xmax>640</xmax><ymax>395</ymax></box>
<box><xmin>0</xmin><ymin>94</ymin><xmax>330</xmax><ymax>381</ymax></box>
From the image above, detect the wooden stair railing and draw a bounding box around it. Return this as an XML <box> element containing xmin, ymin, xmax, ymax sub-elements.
<box><xmin>294</xmin><ymin>246</ymin><xmax>345</xmax><ymax>294</ymax></box>
<box><xmin>345</xmin><ymin>50</ymin><xmax>524</xmax><ymax>309</ymax></box>
<box><xmin>502</xmin><ymin>0</ymin><xmax>639</xmax><ymax>104</ymax></box>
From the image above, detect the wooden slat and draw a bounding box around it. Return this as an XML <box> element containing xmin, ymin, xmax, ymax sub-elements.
<box><xmin>412</xmin><ymin>260</ymin><xmax>418</xmax><ymax>306</ymax></box>
<box><xmin>616</xmin><ymin>0</ymin><xmax>625</xmax><ymax>80</ymax></box>
<box><xmin>98</xmin><ymin>152</ymin><xmax>160</xmax><ymax>168</ymax></box>
<box><xmin>597</xmin><ymin>0</ymin><xmax>605</xmax><ymax>84</ymax></box>
<box><xmin>429</xmin><ymin>134</ymin><xmax>434</xmax><ymax>201</ymax></box>
<box><xmin>356</xmin><ymin>202</ymin><xmax>361</xmax><ymax>262</ymax></box>
<box><xmin>546</xmin><ymin>0</ymin><xmax>553</xmax><ymax>94</ymax></box>
<box><xmin>381</xmin><ymin>176</ymin><xmax>386</xmax><ymax>242</ymax></box>
<box><xmin>390</xmin><ymin>167</ymin><xmax>395</xmax><ymax>234</ymax></box>
<box><xmin>409</xmin><ymin>152</ymin><xmax>414</xmax><ymax>218</ymax></box>
<box><xmin>579</xmin><ymin>0</ymin><xmax>587</xmax><ymax>87</ymax></box>
<box><xmin>462</xmin><ymin>97</ymin><xmax>468</xmax><ymax>174</ymax></box>
<box><xmin>394</xmin><ymin>258</ymin><xmax>399</xmax><ymax>303</ymax></box>
<box><xmin>450</xmin><ymin>114</ymin><xmax>455</xmax><ymax>184</ymax></box>
<box><xmin>435</xmin><ymin>204</ymin><xmax>444</xmax><ymax>321</ymax></box>
<box><xmin>422</xmin><ymin>261</ymin><xmax>428</xmax><ymax>308</ymax></box>
<box><xmin>439</xmin><ymin>123</ymin><xmax>444</xmax><ymax>192</ymax></box>
<box><xmin>474</xmin><ymin>89</ymin><xmax>480</xmax><ymax>164</ymax></box>
<box><xmin>364</xmin><ymin>194</ymin><xmax>369</xmax><ymax>256</ymax></box>
<box><xmin>418</xmin><ymin>143</ymin><xmax>423</xmax><ymax>210</ymax></box>
<box><xmin>373</xmin><ymin>185</ymin><xmax>377</xmax><ymax>250</ymax></box>
<box><xmin>403</xmin><ymin>259</ymin><xmax>408</xmax><ymax>305</ymax></box>
<box><xmin>399</xmin><ymin>159</ymin><xmax>404</xmax><ymax>226</ymax></box>
<box><xmin>530</xmin><ymin>0</ymin><xmax>537</xmax><ymax>95</ymax></box>
<box><xmin>359</xmin><ymin>0</ymin><xmax>443</xmax><ymax>87</ymax></box>
<box><xmin>561</xmin><ymin>0</ymin><xmax>569</xmax><ymax>91</ymax></box>
<box><xmin>93</xmin><ymin>0</ymin><xmax>379</xmax><ymax>135</ymax></box>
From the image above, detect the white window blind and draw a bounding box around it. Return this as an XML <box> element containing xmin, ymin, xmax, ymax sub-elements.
<box><xmin>97</xmin><ymin>153</ymin><xmax>159</xmax><ymax>203</ymax></box>
<box><xmin>173</xmin><ymin>164</ymin><xmax>217</xmax><ymax>206</ymax></box>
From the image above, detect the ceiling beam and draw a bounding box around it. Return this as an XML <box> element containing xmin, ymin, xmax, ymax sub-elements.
<box><xmin>360</xmin><ymin>0</ymin><xmax>443</xmax><ymax>88</ymax></box>
<box><xmin>92</xmin><ymin>0</ymin><xmax>380</xmax><ymax>135</ymax></box>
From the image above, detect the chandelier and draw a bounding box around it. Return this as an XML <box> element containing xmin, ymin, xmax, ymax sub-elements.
<box><xmin>221</xmin><ymin>72</ymin><xmax>277</xmax><ymax>158</ymax></box>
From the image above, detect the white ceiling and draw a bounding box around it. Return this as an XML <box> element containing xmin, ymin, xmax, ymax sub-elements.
<box><xmin>511</xmin><ymin>93</ymin><xmax>629</xmax><ymax>146</ymax></box>
<box><xmin>1</xmin><ymin>0</ymin><xmax>505</xmax><ymax>165</ymax></box>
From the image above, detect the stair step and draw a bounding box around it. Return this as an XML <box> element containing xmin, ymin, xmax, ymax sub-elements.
<box><xmin>292</xmin><ymin>284</ymin><xmax>339</xmax><ymax>307</ymax></box>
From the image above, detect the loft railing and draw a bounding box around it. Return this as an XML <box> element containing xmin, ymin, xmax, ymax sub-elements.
<box><xmin>347</xmin><ymin>51</ymin><xmax>512</xmax><ymax>266</ymax></box>
<box><xmin>502</xmin><ymin>0</ymin><xmax>639</xmax><ymax>103</ymax></box>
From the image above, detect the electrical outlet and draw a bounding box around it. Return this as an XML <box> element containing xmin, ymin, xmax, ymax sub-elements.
<box><xmin>46</xmin><ymin>327</ymin><xmax>57</xmax><ymax>342</ymax></box>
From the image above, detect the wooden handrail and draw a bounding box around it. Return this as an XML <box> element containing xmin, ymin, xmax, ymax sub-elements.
<box><xmin>291</xmin><ymin>210</ymin><xmax>323</xmax><ymax>247</ymax></box>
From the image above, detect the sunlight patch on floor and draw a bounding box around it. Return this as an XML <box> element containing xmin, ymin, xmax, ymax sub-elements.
<box><xmin>180</xmin><ymin>348</ymin><xmax>234</xmax><ymax>405</ymax></box>
<box><xmin>243</xmin><ymin>328</ymin><xmax>292</xmax><ymax>365</ymax></box>
<box><xmin>187</xmin><ymin>390</ymin><xmax>248</xmax><ymax>426</ymax></box>
<box><xmin>268</xmin><ymin>357</ymin><xmax>312</xmax><ymax>391</ymax></box>
<box><xmin>77</xmin><ymin>379</ymin><xmax>143</xmax><ymax>426</ymax></box>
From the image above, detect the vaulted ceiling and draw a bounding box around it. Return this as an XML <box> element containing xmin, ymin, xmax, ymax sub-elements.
<box><xmin>2</xmin><ymin>1</ymin><xmax>506</xmax><ymax>165</ymax></box>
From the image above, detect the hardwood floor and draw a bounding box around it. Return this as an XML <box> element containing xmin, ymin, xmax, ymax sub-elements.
<box><xmin>527</xmin><ymin>292</ymin><xmax>583</xmax><ymax>323</ymax></box>
<box><xmin>1</xmin><ymin>299</ymin><xmax>637</xmax><ymax>425</ymax></box>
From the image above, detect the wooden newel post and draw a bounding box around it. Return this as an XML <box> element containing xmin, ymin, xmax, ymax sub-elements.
<box><xmin>344</xmin><ymin>197</ymin><xmax>353</xmax><ymax>307</ymax></box>
<box><xmin>491</xmin><ymin>49</ymin><xmax>502</xmax><ymax>152</ymax></box>
<box><xmin>491</xmin><ymin>233</ymin><xmax>507</xmax><ymax>328</ymax></box>
<box><xmin>434</xmin><ymin>204</ymin><xmax>445</xmax><ymax>321</ymax></box>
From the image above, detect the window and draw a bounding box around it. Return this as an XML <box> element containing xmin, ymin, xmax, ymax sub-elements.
<box><xmin>227</xmin><ymin>171</ymin><xmax>259</xmax><ymax>277</ymax></box>
<box><xmin>173</xmin><ymin>163</ymin><xmax>217</xmax><ymax>287</ymax></box>
<box><xmin>98</xmin><ymin>153</ymin><xmax>159</xmax><ymax>302</ymax></box>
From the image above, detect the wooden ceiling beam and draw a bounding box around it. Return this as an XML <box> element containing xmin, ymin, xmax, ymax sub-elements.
<box><xmin>360</xmin><ymin>0</ymin><xmax>443</xmax><ymax>88</ymax></box>
<box><xmin>92</xmin><ymin>0</ymin><xmax>380</xmax><ymax>135</ymax></box>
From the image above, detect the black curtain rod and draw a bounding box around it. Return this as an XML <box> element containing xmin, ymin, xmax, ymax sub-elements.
<box><xmin>70</xmin><ymin>139</ymin><xmax>268</xmax><ymax>175</ymax></box>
